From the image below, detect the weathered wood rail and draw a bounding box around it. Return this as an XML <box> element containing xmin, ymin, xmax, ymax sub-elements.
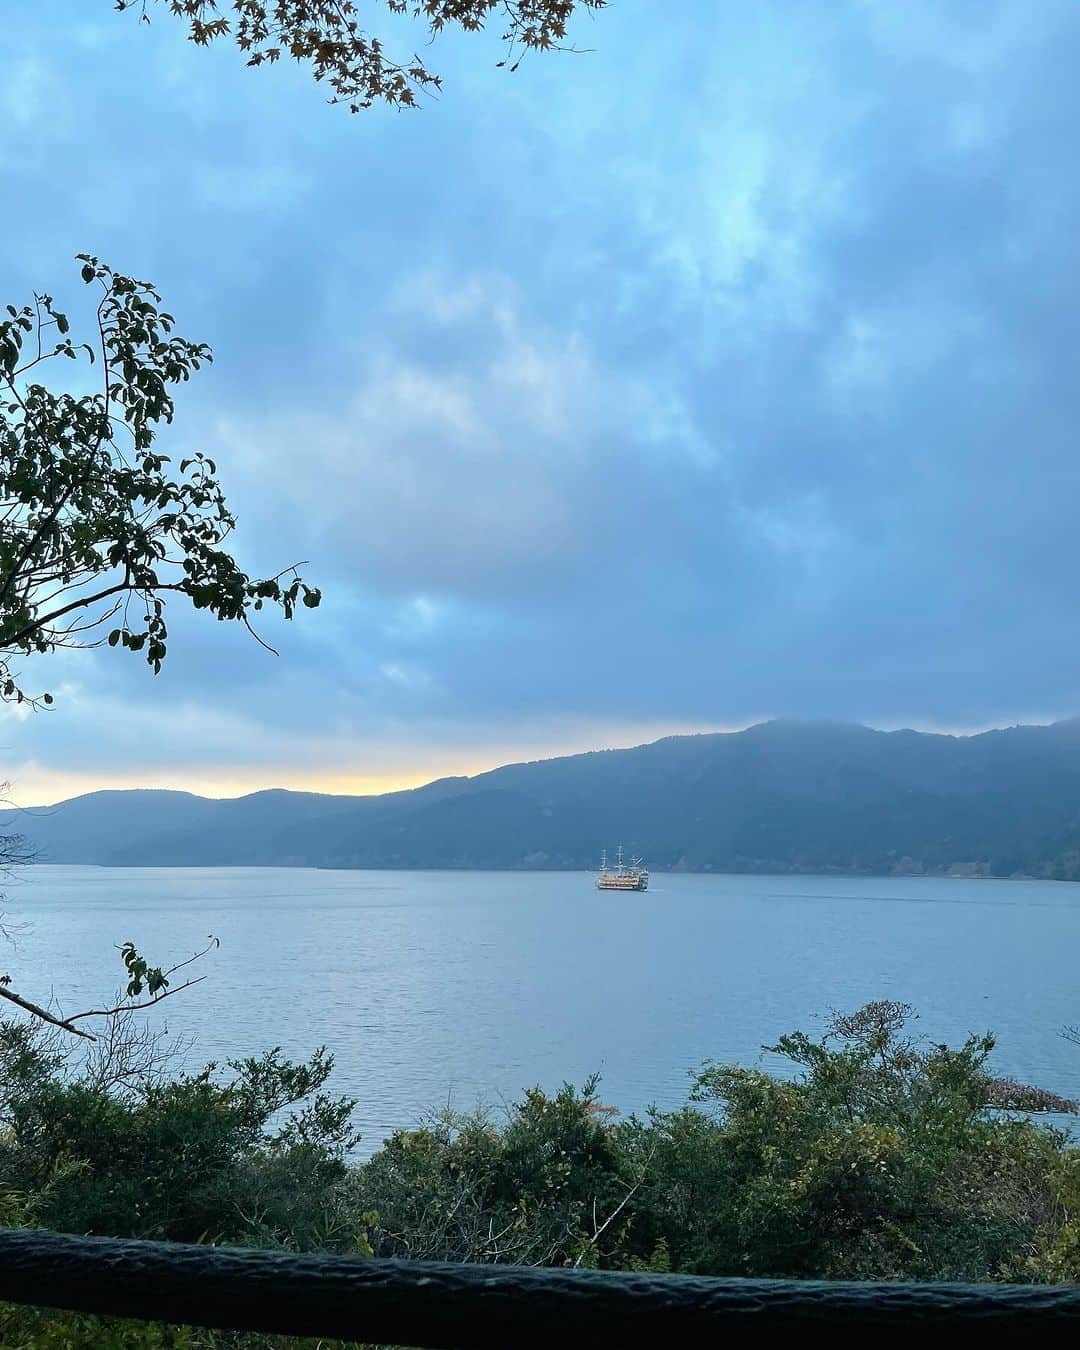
<box><xmin>2</xmin><ymin>1228</ymin><xmax>1080</xmax><ymax>1345</ymax></box>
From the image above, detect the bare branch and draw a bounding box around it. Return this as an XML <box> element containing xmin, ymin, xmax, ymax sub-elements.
<box><xmin>572</xmin><ymin>1143</ymin><xmax>655</xmax><ymax>1268</ymax></box>
<box><xmin>63</xmin><ymin>974</ymin><xmax>208</xmax><ymax>1024</ymax></box>
<box><xmin>0</xmin><ymin>984</ymin><xmax>96</xmax><ymax>1040</ymax></box>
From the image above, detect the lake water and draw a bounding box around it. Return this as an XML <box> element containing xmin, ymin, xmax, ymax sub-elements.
<box><xmin>5</xmin><ymin>867</ymin><xmax>1080</xmax><ymax>1152</ymax></box>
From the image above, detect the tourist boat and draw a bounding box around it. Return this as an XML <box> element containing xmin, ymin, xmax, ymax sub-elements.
<box><xmin>596</xmin><ymin>845</ymin><xmax>649</xmax><ymax>891</ymax></box>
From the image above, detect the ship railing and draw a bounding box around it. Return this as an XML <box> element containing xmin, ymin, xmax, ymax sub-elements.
<box><xmin>1</xmin><ymin>1228</ymin><xmax>1080</xmax><ymax>1344</ymax></box>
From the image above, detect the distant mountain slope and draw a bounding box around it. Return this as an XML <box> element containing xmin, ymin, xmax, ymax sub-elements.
<box><xmin>11</xmin><ymin>718</ymin><xmax>1080</xmax><ymax>878</ymax></box>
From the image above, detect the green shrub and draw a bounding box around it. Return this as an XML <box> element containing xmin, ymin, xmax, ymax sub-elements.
<box><xmin>0</xmin><ymin>1023</ymin><xmax>356</xmax><ymax>1249</ymax></box>
<box><xmin>3</xmin><ymin>1000</ymin><xmax>1078</xmax><ymax>1305</ymax></box>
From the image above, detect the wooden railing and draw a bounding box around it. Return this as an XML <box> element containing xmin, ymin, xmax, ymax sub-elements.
<box><xmin>2</xmin><ymin>1228</ymin><xmax>1080</xmax><ymax>1344</ymax></box>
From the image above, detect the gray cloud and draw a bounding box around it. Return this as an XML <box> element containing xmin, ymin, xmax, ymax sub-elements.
<box><xmin>3</xmin><ymin>0</ymin><xmax>1080</xmax><ymax>798</ymax></box>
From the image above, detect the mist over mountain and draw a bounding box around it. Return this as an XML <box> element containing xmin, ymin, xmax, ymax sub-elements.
<box><xmin>11</xmin><ymin>719</ymin><xmax>1080</xmax><ymax>879</ymax></box>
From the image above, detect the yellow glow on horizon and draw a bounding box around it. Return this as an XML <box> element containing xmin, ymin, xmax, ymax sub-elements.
<box><xmin>5</xmin><ymin>713</ymin><xmax>1062</xmax><ymax>810</ymax></box>
<box><xmin>4</xmin><ymin>718</ymin><xmax>738</xmax><ymax>808</ymax></box>
<box><xmin>5</xmin><ymin>767</ymin><xmax>441</xmax><ymax>808</ymax></box>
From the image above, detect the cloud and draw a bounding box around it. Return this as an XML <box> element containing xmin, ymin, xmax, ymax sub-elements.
<box><xmin>216</xmin><ymin>271</ymin><xmax>674</xmax><ymax>598</ymax></box>
<box><xmin>5</xmin><ymin>0</ymin><xmax>1080</xmax><ymax>794</ymax></box>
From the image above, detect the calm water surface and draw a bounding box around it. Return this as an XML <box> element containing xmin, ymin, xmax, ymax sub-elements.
<box><xmin>6</xmin><ymin>868</ymin><xmax>1080</xmax><ymax>1152</ymax></box>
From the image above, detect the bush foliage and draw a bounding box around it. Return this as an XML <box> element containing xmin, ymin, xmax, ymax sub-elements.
<box><xmin>2</xmin><ymin>1002</ymin><xmax>1080</xmax><ymax>1345</ymax></box>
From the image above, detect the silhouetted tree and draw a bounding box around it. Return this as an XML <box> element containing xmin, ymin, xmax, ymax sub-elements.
<box><xmin>117</xmin><ymin>1</ymin><xmax>607</xmax><ymax>110</ymax></box>
<box><xmin>0</xmin><ymin>256</ymin><xmax>319</xmax><ymax>710</ymax></box>
<box><xmin>0</xmin><ymin>257</ymin><xmax>319</xmax><ymax>1037</ymax></box>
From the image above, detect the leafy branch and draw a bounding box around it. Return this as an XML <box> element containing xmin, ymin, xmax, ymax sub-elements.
<box><xmin>116</xmin><ymin>1</ymin><xmax>606</xmax><ymax>111</ymax></box>
<box><xmin>0</xmin><ymin>256</ymin><xmax>321</xmax><ymax>706</ymax></box>
<box><xmin>0</xmin><ymin>936</ymin><xmax>220</xmax><ymax>1041</ymax></box>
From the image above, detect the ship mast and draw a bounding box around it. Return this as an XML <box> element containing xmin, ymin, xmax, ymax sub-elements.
<box><xmin>595</xmin><ymin>842</ymin><xmax>649</xmax><ymax>891</ymax></box>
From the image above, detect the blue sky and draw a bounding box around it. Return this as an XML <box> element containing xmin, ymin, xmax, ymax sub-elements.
<box><xmin>3</xmin><ymin>0</ymin><xmax>1080</xmax><ymax>803</ymax></box>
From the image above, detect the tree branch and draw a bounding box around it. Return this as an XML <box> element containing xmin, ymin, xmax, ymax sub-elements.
<box><xmin>63</xmin><ymin>974</ymin><xmax>208</xmax><ymax>1024</ymax></box>
<box><xmin>0</xmin><ymin>984</ymin><xmax>96</xmax><ymax>1040</ymax></box>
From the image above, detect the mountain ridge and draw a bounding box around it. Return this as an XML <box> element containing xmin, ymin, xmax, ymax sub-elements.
<box><xmin>11</xmin><ymin>718</ymin><xmax>1080</xmax><ymax>878</ymax></box>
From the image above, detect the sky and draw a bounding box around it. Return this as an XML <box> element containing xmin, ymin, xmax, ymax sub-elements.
<box><xmin>3</xmin><ymin>0</ymin><xmax>1080</xmax><ymax>805</ymax></box>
